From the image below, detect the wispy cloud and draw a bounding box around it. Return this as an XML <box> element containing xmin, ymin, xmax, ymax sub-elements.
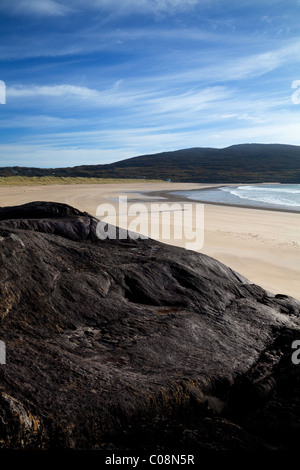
<box><xmin>0</xmin><ymin>25</ymin><xmax>217</xmax><ymax>60</ymax></box>
<box><xmin>0</xmin><ymin>0</ymin><xmax>200</xmax><ymax>18</ymax></box>
<box><xmin>8</xmin><ymin>84</ymin><xmax>100</xmax><ymax>100</ymax></box>
<box><xmin>70</xmin><ymin>0</ymin><xmax>200</xmax><ymax>16</ymax></box>
<box><xmin>0</xmin><ymin>0</ymin><xmax>70</xmax><ymax>16</ymax></box>
<box><xmin>1</xmin><ymin>116</ymin><xmax>299</xmax><ymax>168</ymax></box>
<box><xmin>148</xmin><ymin>39</ymin><xmax>300</xmax><ymax>87</ymax></box>
<box><xmin>7</xmin><ymin>82</ymin><xmax>153</xmax><ymax>108</ymax></box>
<box><xmin>228</xmin><ymin>40</ymin><xmax>300</xmax><ymax>79</ymax></box>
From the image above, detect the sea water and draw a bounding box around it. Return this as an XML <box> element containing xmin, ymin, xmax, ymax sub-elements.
<box><xmin>171</xmin><ymin>184</ymin><xmax>300</xmax><ymax>211</ymax></box>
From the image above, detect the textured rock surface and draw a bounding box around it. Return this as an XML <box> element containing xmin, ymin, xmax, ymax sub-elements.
<box><xmin>0</xmin><ymin>201</ymin><xmax>300</xmax><ymax>450</ymax></box>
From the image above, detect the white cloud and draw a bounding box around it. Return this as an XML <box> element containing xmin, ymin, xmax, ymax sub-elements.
<box><xmin>7</xmin><ymin>83</ymin><xmax>137</xmax><ymax>107</ymax></box>
<box><xmin>0</xmin><ymin>0</ymin><xmax>200</xmax><ymax>17</ymax></box>
<box><xmin>0</xmin><ymin>0</ymin><xmax>70</xmax><ymax>16</ymax></box>
<box><xmin>228</xmin><ymin>41</ymin><xmax>300</xmax><ymax>79</ymax></box>
<box><xmin>74</xmin><ymin>0</ymin><xmax>199</xmax><ymax>16</ymax></box>
<box><xmin>0</xmin><ymin>144</ymin><xmax>134</xmax><ymax>167</ymax></box>
<box><xmin>7</xmin><ymin>83</ymin><xmax>230</xmax><ymax>116</ymax></box>
<box><xmin>0</xmin><ymin>114</ymin><xmax>79</xmax><ymax>129</ymax></box>
<box><xmin>0</xmin><ymin>26</ymin><xmax>218</xmax><ymax>60</ymax></box>
<box><xmin>152</xmin><ymin>39</ymin><xmax>300</xmax><ymax>87</ymax></box>
<box><xmin>8</xmin><ymin>84</ymin><xmax>98</xmax><ymax>99</ymax></box>
<box><xmin>208</xmin><ymin>122</ymin><xmax>300</xmax><ymax>147</ymax></box>
<box><xmin>1</xmin><ymin>117</ymin><xmax>300</xmax><ymax>168</ymax></box>
<box><xmin>4</xmin><ymin>77</ymin><xmax>295</xmax><ymax>137</ymax></box>
<box><xmin>146</xmin><ymin>87</ymin><xmax>230</xmax><ymax>114</ymax></box>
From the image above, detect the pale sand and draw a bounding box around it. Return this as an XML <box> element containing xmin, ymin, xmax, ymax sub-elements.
<box><xmin>0</xmin><ymin>182</ymin><xmax>299</xmax><ymax>300</ymax></box>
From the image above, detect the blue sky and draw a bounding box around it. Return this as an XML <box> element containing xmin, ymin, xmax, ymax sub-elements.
<box><xmin>0</xmin><ymin>0</ymin><xmax>300</xmax><ymax>168</ymax></box>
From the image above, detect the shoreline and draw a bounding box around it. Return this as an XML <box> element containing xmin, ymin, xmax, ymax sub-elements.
<box><xmin>1</xmin><ymin>180</ymin><xmax>299</xmax><ymax>214</ymax></box>
<box><xmin>137</xmin><ymin>185</ymin><xmax>300</xmax><ymax>214</ymax></box>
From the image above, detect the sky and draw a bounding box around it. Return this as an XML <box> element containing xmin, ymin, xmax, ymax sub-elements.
<box><xmin>0</xmin><ymin>0</ymin><xmax>300</xmax><ymax>168</ymax></box>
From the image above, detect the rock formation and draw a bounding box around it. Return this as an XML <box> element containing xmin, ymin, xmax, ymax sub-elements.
<box><xmin>0</xmin><ymin>201</ymin><xmax>299</xmax><ymax>450</ymax></box>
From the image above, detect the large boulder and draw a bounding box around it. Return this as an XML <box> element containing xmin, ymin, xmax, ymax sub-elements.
<box><xmin>0</xmin><ymin>201</ymin><xmax>299</xmax><ymax>450</ymax></box>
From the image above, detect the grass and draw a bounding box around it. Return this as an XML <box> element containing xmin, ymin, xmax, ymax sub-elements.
<box><xmin>0</xmin><ymin>176</ymin><xmax>164</xmax><ymax>186</ymax></box>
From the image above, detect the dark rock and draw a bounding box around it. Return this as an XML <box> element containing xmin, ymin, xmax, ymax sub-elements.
<box><xmin>0</xmin><ymin>201</ymin><xmax>299</xmax><ymax>450</ymax></box>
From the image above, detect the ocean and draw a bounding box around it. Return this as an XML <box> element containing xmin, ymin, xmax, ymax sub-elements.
<box><xmin>171</xmin><ymin>184</ymin><xmax>300</xmax><ymax>212</ymax></box>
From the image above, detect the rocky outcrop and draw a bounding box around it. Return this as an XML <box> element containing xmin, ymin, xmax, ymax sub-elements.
<box><xmin>0</xmin><ymin>201</ymin><xmax>299</xmax><ymax>450</ymax></box>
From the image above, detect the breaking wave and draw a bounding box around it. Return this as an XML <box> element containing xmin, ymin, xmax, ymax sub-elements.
<box><xmin>221</xmin><ymin>185</ymin><xmax>300</xmax><ymax>208</ymax></box>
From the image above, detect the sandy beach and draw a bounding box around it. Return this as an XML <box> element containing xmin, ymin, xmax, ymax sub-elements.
<box><xmin>0</xmin><ymin>181</ymin><xmax>299</xmax><ymax>300</ymax></box>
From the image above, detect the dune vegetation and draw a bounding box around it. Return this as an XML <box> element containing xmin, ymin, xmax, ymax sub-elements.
<box><xmin>0</xmin><ymin>176</ymin><xmax>163</xmax><ymax>186</ymax></box>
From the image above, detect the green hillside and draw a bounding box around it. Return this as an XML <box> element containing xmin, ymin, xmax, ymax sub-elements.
<box><xmin>1</xmin><ymin>144</ymin><xmax>299</xmax><ymax>183</ymax></box>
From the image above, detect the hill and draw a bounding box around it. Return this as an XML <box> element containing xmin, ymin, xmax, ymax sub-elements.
<box><xmin>0</xmin><ymin>143</ymin><xmax>300</xmax><ymax>182</ymax></box>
